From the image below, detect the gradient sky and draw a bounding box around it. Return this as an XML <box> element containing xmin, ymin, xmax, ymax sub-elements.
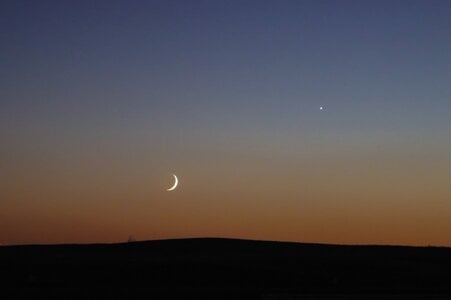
<box><xmin>1</xmin><ymin>0</ymin><xmax>450</xmax><ymax>246</ymax></box>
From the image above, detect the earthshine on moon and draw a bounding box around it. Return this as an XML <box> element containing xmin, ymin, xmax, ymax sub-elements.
<box><xmin>167</xmin><ymin>174</ymin><xmax>179</xmax><ymax>191</ymax></box>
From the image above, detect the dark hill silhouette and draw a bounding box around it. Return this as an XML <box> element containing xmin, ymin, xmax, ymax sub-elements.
<box><xmin>1</xmin><ymin>238</ymin><xmax>451</xmax><ymax>298</ymax></box>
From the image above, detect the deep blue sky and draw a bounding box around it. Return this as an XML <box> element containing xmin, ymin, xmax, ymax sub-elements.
<box><xmin>1</xmin><ymin>1</ymin><xmax>450</xmax><ymax>245</ymax></box>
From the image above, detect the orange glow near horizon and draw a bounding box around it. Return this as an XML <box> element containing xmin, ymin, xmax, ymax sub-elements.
<box><xmin>1</xmin><ymin>135</ymin><xmax>450</xmax><ymax>246</ymax></box>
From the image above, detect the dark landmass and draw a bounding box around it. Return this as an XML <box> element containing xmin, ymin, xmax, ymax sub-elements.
<box><xmin>1</xmin><ymin>238</ymin><xmax>451</xmax><ymax>299</ymax></box>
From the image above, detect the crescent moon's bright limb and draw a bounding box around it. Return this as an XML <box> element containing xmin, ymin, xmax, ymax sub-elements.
<box><xmin>166</xmin><ymin>174</ymin><xmax>178</xmax><ymax>191</ymax></box>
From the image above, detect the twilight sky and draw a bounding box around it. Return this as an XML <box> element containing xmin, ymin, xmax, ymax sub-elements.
<box><xmin>1</xmin><ymin>0</ymin><xmax>450</xmax><ymax>246</ymax></box>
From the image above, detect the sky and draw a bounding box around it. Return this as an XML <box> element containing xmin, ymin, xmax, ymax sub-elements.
<box><xmin>1</xmin><ymin>0</ymin><xmax>450</xmax><ymax>246</ymax></box>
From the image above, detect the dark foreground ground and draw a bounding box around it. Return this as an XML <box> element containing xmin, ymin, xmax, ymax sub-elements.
<box><xmin>1</xmin><ymin>238</ymin><xmax>451</xmax><ymax>299</ymax></box>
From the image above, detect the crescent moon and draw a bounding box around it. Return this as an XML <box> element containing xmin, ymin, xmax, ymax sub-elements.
<box><xmin>166</xmin><ymin>174</ymin><xmax>178</xmax><ymax>191</ymax></box>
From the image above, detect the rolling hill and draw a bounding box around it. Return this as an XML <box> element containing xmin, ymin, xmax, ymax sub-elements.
<box><xmin>1</xmin><ymin>238</ymin><xmax>451</xmax><ymax>298</ymax></box>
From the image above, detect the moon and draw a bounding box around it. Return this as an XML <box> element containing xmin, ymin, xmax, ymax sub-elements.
<box><xmin>166</xmin><ymin>174</ymin><xmax>179</xmax><ymax>191</ymax></box>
